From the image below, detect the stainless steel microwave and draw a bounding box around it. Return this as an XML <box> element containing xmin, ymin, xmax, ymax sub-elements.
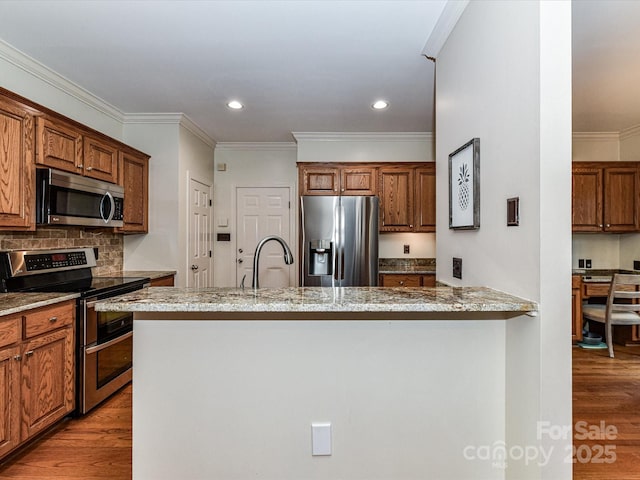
<box><xmin>36</xmin><ymin>168</ymin><xmax>124</xmax><ymax>227</ymax></box>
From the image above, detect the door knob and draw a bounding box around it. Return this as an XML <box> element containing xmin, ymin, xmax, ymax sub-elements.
<box><xmin>191</xmin><ymin>265</ymin><xmax>199</xmax><ymax>271</ymax></box>
<box><xmin>237</xmin><ymin>259</ymin><xmax>243</xmax><ymax>264</ymax></box>
<box><xmin>238</xmin><ymin>248</ymin><xmax>243</xmax><ymax>253</ymax></box>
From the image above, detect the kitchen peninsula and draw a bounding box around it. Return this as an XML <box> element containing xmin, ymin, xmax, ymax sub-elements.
<box><xmin>96</xmin><ymin>285</ymin><xmax>536</xmax><ymax>480</ymax></box>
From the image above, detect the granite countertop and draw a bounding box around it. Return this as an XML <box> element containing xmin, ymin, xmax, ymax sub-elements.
<box><xmin>94</xmin><ymin>286</ymin><xmax>537</xmax><ymax>316</ymax></box>
<box><xmin>378</xmin><ymin>258</ymin><xmax>436</xmax><ymax>275</ymax></box>
<box><xmin>572</xmin><ymin>268</ymin><xmax>640</xmax><ymax>283</ymax></box>
<box><xmin>0</xmin><ymin>292</ymin><xmax>80</xmax><ymax>317</ymax></box>
<box><xmin>121</xmin><ymin>270</ymin><xmax>176</xmax><ymax>280</ymax></box>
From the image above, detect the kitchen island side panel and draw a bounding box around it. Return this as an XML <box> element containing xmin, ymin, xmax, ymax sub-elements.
<box><xmin>132</xmin><ymin>317</ymin><xmax>506</xmax><ymax>480</ymax></box>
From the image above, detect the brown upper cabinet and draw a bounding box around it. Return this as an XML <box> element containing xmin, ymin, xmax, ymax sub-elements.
<box><xmin>299</xmin><ymin>164</ymin><xmax>377</xmax><ymax>196</ymax></box>
<box><xmin>298</xmin><ymin>162</ymin><xmax>436</xmax><ymax>233</ymax></box>
<box><xmin>36</xmin><ymin>116</ymin><xmax>83</xmax><ymax>174</ymax></box>
<box><xmin>414</xmin><ymin>164</ymin><xmax>436</xmax><ymax>232</ymax></box>
<box><xmin>379</xmin><ymin>166</ymin><xmax>415</xmax><ymax>232</ymax></box>
<box><xmin>572</xmin><ymin>162</ymin><xmax>639</xmax><ymax>232</ymax></box>
<box><xmin>36</xmin><ymin>116</ymin><xmax>119</xmax><ymax>183</ymax></box>
<box><xmin>83</xmin><ymin>135</ymin><xmax>119</xmax><ymax>183</ymax></box>
<box><xmin>379</xmin><ymin>164</ymin><xmax>436</xmax><ymax>233</ymax></box>
<box><xmin>118</xmin><ymin>150</ymin><xmax>149</xmax><ymax>233</ymax></box>
<box><xmin>0</xmin><ymin>87</ymin><xmax>149</xmax><ymax>232</ymax></box>
<box><xmin>0</xmin><ymin>95</ymin><xmax>36</xmax><ymax>231</ymax></box>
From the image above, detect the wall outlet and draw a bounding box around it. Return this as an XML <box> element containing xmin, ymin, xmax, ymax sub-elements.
<box><xmin>403</xmin><ymin>244</ymin><xmax>410</xmax><ymax>254</ymax></box>
<box><xmin>578</xmin><ymin>259</ymin><xmax>585</xmax><ymax>268</ymax></box>
<box><xmin>585</xmin><ymin>259</ymin><xmax>592</xmax><ymax>268</ymax></box>
<box><xmin>453</xmin><ymin>257</ymin><xmax>462</xmax><ymax>279</ymax></box>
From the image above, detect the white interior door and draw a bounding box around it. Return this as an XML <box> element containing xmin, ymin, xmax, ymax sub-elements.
<box><xmin>236</xmin><ymin>187</ymin><xmax>292</xmax><ymax>287</ymax></box>
<box><xmin>188</xmin><ymin>177</ymin><xmax>212</xmax><ymax>288</ymax></box>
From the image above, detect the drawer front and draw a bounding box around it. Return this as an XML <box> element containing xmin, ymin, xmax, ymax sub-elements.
<box><xmin>0</xmin><ymin>315</ymin><xmax>21</xmax><ymax>349</ymax></box>
<box><xmin>381</xmin><ymin>274</ymin><xmax>422</xmax><ymax>287</ymax></box>
<box><xmin>23</xmin><ymin>301</ymin><xmax>75</xmax><ymax>339</ymax></box>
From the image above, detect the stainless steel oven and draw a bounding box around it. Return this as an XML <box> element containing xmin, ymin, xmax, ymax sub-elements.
<box><xmin>0</xmin><ymin>247</ymin><xmax>149</xmax><ymax>415</ymax></box>
<box><xmin>78</xmin><ymin>279</ymin><xmax>147</xmax><ymax>414</ymax></box>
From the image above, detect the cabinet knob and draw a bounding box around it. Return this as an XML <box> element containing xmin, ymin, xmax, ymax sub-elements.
<box><xmin>13</xmin><ymin>354</ymin><xmax>21</xmax><ymax>361</ymax></box>
<box><xmin>78</xmin><ymin>164</ymin><xmax>83</xmax><ymax>168</ymax></box>
<box><xmin>599</xmin><ymin>224</ymin><xmax>603</xmax><ymax>228</ymax></box>
<box><xmin>49</xmin><ymin>316</ymin><xmax>58</xmax><ymax>323</ymax></box>
<box><xmin>399</xmin><ymin>281</ymin><xmax>404</xmax><ymax>286</ymax></box>
<box><xmin>25</xmin><ymin>350</ymin><xmax>34</xmax><ymax>357</ymax></box>
<box><xmin>86</xmin><ymin>167</ymin><xmax>93</xmax><ymax>171</ymax></box>
<box><xmin>606</xmin><ymin>224</ymin><xmax>611</xmax><ymax>228</ymax></box>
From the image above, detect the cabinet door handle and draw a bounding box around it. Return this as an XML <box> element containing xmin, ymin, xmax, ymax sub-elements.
<box><xmin>78</xmin><ymin>164</ymin><xmax>83</xmax><ymax>168</ymax></box>
<box><xmin>49</xmin><ymin>316</ymin><xmax>58</xmax><ymax>323</ymax></box>
<box><xmin>13</xmin><ymin>354</ymin><xmax>21</xmax><ymax>361</ymax></box>
<box><xmin>86</xmin><ymin>166</ymin><xmax>93</xmax><ymax>171</ymax></box>
<box><xmin>25</xmin><ymin>350</ymin><xmax>34</xmax><ymax>357</ymax></box>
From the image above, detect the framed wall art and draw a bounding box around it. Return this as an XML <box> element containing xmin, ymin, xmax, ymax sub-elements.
<box><xmin>448</xmin><ymin>138</ymin><xmax>480</xmax><ymax>230</ymax></box>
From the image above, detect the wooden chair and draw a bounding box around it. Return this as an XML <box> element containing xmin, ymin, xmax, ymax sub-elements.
<box><xmin>583</xmin><ymin>274</ymin><xmax>640</xmax><ymax>358</ymax></box>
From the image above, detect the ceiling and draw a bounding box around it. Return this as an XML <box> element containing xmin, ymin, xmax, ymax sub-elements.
<box><xmin>0</xmin><ymin>0</ymin><xmax>446</xmax><ymax>143</ymax></box>
<box><xmin>572</xmin><ymin>0</ymin><xmax>640</xmax><ymax>133</ymax></box>
<box><xmin>0</xmin><ymin>1</ymin><xmax>634</xmax><ymax>142</ymax></box>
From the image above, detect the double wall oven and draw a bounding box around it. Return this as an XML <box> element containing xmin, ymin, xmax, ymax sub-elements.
<box><xmin>0</xmin><ymin>248</ymin><xmax>148</xmax><ymax>414</ymax></box>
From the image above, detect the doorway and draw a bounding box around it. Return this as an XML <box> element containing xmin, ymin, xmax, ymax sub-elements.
<box><xmin>235</xmin><ymin>187</ymin><xmax>293</xmax><ymax>287</ymax></box>
<box><xmin>188</xmin><ymin>176</ymin><xmax>213</xmax><ymax>288</ymax></box>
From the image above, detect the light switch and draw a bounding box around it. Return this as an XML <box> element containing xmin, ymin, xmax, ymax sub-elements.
<box><xmin>311</xmin><ymin>423</ymin><xmax>331</xmax><ymax>456</ymax></box>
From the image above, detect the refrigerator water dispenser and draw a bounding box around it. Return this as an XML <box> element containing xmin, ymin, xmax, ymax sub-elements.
<box><xmin>309</xmin><ymin>240</ymin><xmax>333</xmax><ymax>276</ymax></box>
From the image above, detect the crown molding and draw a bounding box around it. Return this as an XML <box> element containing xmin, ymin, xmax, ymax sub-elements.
<box><xmin>620</xmin><ymin>124</ymin><xmax>640</xmax><ymax>141</ymax></box>
<box><xmin>215</xmin><ymin>142</ymin><xmax>297</xmax><ymax>152</ymax></box>
<box><xmin>572</xmin><ymin>132</ymin><xmax>620</xmax><ymax>141</ymax></box>
<box><xmin>0</xmin><ymin>39</ymin><xmax>125</xmax><ymax>123</ymax></box>
<box><xmin>292</xmin><ymin>132</ymin><xmax>433</xmax><ymax>143</ymax></box>
<box><xmin>122</xmin><ymin>113</ymin><xmax>216</xmax><ymax>148</ymax></box>
<box><xmin>422</xmin><ymin>0</ymin><xmax>470</xmax><ymax>60</ymax></box>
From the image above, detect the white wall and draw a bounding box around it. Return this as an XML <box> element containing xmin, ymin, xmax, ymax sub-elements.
<box><xmin>213</xmin><ymin>143</ymin><xmax>298</xmax><ymax>287</ymax></box>
<box><xmin>122</xmin><ymin>118</ymin><xmax>215</xmax><ymax>287</ymax></box>
<box><xmin>122</xmin><ymin>121</ymin><xmax>181</xmax><ymax>278</ymax></box>
<box><xmin>178</xmin><ymin>122</ymin><xmax>215</xmax><ymax>285</ymax></box>
<box><xmin>436</xmin><ymin>1</ymin><xmax>572</xmax><ymax>479</ymax></box>
<box><xmin>134</xmin><ymin>317</ymin><xmax>506</xmax><ymax>480</ymax></box>
<box><xmin>572</xmin><ymin>133</ymin><xmax>619</xmax><ymax>162</ymax></box>
<box><xmin>294</xmin><ymin>132</ymin><xmax>434</xmax><ymax>163</ymax></box>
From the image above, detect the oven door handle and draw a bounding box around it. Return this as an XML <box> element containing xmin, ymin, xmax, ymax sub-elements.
<box><xmin>85</xmin><ymin>331</ymin><xmax>133</xmax><ymax>355</ymax></box>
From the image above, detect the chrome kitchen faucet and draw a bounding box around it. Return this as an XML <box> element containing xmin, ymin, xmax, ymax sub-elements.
<box><xmin>252</xmin><ymin>235</ymin><xmax>294</xmax><ymax>288</ymax></box>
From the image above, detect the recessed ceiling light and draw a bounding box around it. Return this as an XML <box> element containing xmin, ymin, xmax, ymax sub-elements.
<box><xmin>227</xmin><ymin>100</ymin><xmax>244</xmax><ymax>110</ymax></box>
<box><xmin>372</xmin><ymin>100</ymin><xmax>389</xmax><ymax>110</ymax></box>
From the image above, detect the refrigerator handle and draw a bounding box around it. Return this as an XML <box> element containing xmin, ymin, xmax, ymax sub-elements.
<box><xmin>338</xmin><ymin>203</ymin><xmax>346</xmax><ymax>281</ymax></box>
<box><xmin>334</xmin><ymin>202</ymin><xmax>341</xmax><ymax>283</ymax></box>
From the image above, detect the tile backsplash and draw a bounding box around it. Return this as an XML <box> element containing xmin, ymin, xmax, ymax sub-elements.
<box><xmin>0</xmin><ymin>227</ymin><xmax>123</xmax><ymax>275</ymax></box>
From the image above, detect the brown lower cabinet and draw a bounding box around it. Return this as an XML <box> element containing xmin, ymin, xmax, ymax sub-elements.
<box><xmin>150</xmin><ymin>275</ymin><xmax>175</xmax><ymax>287</ymax></box>
<box><xmin>0</xmin><ymin>300</ymin><xmax>75</xmax><ymax>459</ymax></box>
<box><xmin>379</xmin><ymin>273</ymin><xmax>436</xmax><ymax>287</ymax></box>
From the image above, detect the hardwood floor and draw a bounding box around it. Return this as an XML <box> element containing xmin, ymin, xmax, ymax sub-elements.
<box><xmin>573</xmin><ymin>344</ymin><xmax>640</xmax><ymax>480</ymax></box>
<box><xmin>0</xmin><ymin>347</ymin><xmax>639</xmax><ymax>479</ymax></box>
<box><xmin>0</xmin><ymin>384</ymin><xmax>132</xmax><ymax>480</ymax></box>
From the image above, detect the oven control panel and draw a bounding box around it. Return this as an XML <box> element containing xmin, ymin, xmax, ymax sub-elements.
<box><xmin>25</xmin><ymin>251</ymin><xmax>88</xmax><ymax>271</ymax></box>
<box><xmin>1</xmin><ymin>248</ymin><xmax>97</xmax><ymax>278</ymax></box>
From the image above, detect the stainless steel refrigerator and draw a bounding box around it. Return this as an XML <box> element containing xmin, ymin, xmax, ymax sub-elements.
<box><xmin>300</xmin><ymin>195</ymin><xmax>378</xmax><ymax>286</ymax></box>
